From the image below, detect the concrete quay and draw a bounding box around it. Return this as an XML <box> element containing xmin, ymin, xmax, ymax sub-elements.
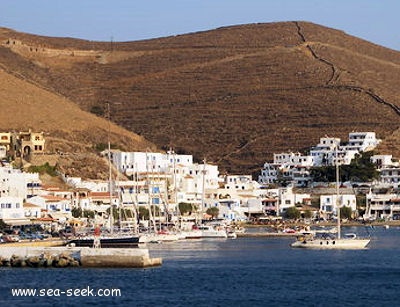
<box><xmin>0</xmin><ymin>246</ymin><xmax>162</xmax><ymax>268</ymax></box>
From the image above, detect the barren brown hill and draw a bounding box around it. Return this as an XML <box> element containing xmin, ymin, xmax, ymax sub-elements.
<box><xmin>0</xmin><ymin>68</ymin><xmax>156</xmax><ymax>179</ymax></box>
<box><xmin>0</xmin><ymin>21</ymin><xmax>400</xmax><ymax>176</ymax></box>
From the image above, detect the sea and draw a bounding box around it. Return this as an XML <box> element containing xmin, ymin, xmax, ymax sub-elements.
<box><xmin>1</xmin><ymin>225</ymin><xmax>399</xmax><ymax>307</ymax></box>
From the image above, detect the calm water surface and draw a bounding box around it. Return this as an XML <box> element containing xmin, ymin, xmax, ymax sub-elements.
<box><xmin>1</xmin><ymin>226</ymin><xmax>399</xmax><ymax>307</ymax></box>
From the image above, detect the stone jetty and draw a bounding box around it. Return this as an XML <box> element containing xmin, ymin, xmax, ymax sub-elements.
<box><xmin>0</xmin><ymin>246</ymin><xmax>162</xmax><ymax>268</ymax></box>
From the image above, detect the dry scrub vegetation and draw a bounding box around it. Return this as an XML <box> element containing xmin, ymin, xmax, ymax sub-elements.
<box><xmin>0</xmin><ymin>21</ymin><xmax>399</xmax><ymax>177</ymax></box>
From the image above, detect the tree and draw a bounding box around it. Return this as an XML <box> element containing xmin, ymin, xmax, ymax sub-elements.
<box><xmin>311</xmin><ymin>151</ymin><xmax>379</xmax><ymax>183</ymax></box>
<box><xmin>341</xmin><ymin>151</ymin><xmax>379</xmax><ymax>182</ymax></box>
<box><xmin>71</xmin><ymin>207</ymin><xmax>82</xmax><ymax>218</ymax></box>
<box><xmin>303</xmin><ymin>210</ymin><xmax>313</xmax><ymax>219</ymax></box>
<box><xmin>83</xmin><ymin>210</ymin><xmax>95</xmax><ymax>219</ymax></box>
<box><xmin>285</xmin><ymin>207</ymin><xmax>301</xmax><ymax>220</ymax></box>
<box><xmin>179</xmin><ymin>202</ymin><xmax>196</xmax><ymax>216</ymax></box>
<box><xmin>138</xmin><ymin>206</ymin><xmax>149</xmax><ymax>220</ymax></box>
<box><xmin>340</xmin><ymin>206</ymin><xmax>352</xmax><ymax>219</ymax></box>
<box><xmin>206</xmin><ymin>207</ymin><xmax>219</xmax><ymax>219</ymax></box>
<box><xmin>0</xmin><ymin>219</ymin><xmax>7</xmax><ymax>231</ymax></box>
<box><xmin>90</xmin><ymin>104</ymin><xmax>105</xmax><ymax>117</ymax></box>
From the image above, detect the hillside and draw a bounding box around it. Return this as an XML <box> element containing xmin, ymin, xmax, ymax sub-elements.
<box><xmin>0</xmin><ymin>21</ymin><xmax>400</xmax><ymax>175</ymax></box>
<box><xmin>0</xmin><ymin>68</ymin><xmax>156</xmax><ymax>180</ymax></box>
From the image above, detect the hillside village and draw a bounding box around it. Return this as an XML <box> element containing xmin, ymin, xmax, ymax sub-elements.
<box><xmin>0</xmin><ymin>129</ymin><xmax>399</xmax><ymax>232</ymax></box>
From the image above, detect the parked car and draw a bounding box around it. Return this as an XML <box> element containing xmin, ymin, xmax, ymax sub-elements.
<box><xmin>1</xmin><ymin>234</ymin><xmax>20</xmax><ymax>242</ymax></box>
<box><xmin>59</xmin><ymin>227</ymin><xmax>74</xmax><ymax>239</ymax></box>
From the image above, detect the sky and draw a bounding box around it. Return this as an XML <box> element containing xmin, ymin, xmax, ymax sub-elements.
<box><xmin>1</xmin><ymin>0</ymin><xmax>399</xmax><ymax>50</ymax></box>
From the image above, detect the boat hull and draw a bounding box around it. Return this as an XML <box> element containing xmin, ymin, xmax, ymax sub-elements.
<box><xmin>68</xmin><ymin>236</ymin><xmax>140</xmax><ymax>248</ymax></box>
<box><xmin>291</xmin><ymin>238</ymin><xmax>370</xmax><ymax>249</ymax></box>
<box><xmin>184</xmin><ymin>230</ymin><xmax>228</xmax><ymax>239</ymax></box>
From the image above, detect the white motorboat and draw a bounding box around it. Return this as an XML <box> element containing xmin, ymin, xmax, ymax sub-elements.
<box><xmin>139</xmin><ymin>231</ymin><xmax>180</xmax><ymax>243</ymax></box>
<box><xmin>184</xmin><ymin>225</ymin><xmax>228</xmax><ymax>239</ymax></box>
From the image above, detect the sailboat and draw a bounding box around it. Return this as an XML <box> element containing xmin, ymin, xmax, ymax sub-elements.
<box><xmin>68</xmin><ymin>103</ymin><xmax>140</xmax><ymax>248</ymax></box>
<box><xmin>183</xmin><ymin>160</ymin><xmax>228</xmax><ymax>240</ymax></box>
<box><xmin>291</xmin><ymin>148</ymin><xmax>370</xmax><ymax>249</ymax></box>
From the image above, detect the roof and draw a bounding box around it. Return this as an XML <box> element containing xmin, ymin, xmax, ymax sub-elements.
<box><xmin>23</xmin><ymin>202</ymin><xmax>41</xmax><ymax>208</ymax></box>
<box><xmin>42</xmin><ymin>195</ymin><xmax>65</xmax><ymax>202</ymax></box>
<box><xmin>90</xmin><ymin>192</ymin><xmax>117</xmax><ymax>199</ymax></box>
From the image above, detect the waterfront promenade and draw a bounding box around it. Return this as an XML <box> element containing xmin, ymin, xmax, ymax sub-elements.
<box><xmin>238</xmin><ymin>219</ymin><xmax>399</xmax><ymax>237</ymax></box>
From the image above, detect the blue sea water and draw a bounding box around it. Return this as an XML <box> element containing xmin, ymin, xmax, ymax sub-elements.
<box><xmin>1</xmin><ymin>226</ymin><xmax>399</xmax><ymax>307</ymax></box>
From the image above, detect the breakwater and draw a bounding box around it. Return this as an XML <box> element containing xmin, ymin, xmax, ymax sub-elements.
<box><xmin>0</xmin><ymin>246</ymin><xmax>162</xmax><ymax>268</ymax></box>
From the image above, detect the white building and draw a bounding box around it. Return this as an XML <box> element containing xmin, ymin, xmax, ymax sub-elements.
<box><xmin>0</xmin><ymin>196</ymin><xmax>27</xmax><ymax>225</ymax></box>
<box><xmin>176</xmin><ymin>163</ymin><xmax>220</xmax><ymax>208</ymax></box>
<box><xmin>28</xmin><ymin>195</ymin><xmax>72</xmax><ymax>216</ymax></box>
<box><xmin>23</xmin><ymin>202</ymin><xmax>42</xmax><ymax>219</ymax></box>
<box><xmin>364</xmin><ymin>190</ymin><xmax>400</xmax><ymax>220</ymax></box>
<box><xmin>377</xmin><ymin>168</ymin><xmax>400</xmax><ymax>188</ymax></box>
<box><xmin>259</xmin><ymin>131</ymin><xmax>382</xmax><ymax>187</ymax></box>
<box><xmin>310</xmin><ymin>137</ymin><xmax>340</xmax><ymax>166</ymax></box>
<box><xmin>65</xmin><ymin>177</ymin><xmax>109</xmax><ymax>192</ymax></box>
<box><xmin>218</xmin><ymin>199</ymin><xmax>247</xmax><ymax>221</ymax></box>
<box><xmin>258</xmin><ymin>163</ymin><xmax>278</xmax><ymax>185</ymax></box>
<box><xmin>320</xmin><ymin>193</ymin><xmax>357</xmax><ymax>218</ymax></box>
<box><xmin>112</xmin><ymin>151</ymin><xmax>193</xmax><ymax>176</ymax></box>
<box><xmin>277</xmin><ymin>187</ymin><xmax>311</xmax><ymax>214</ymax></box>
<box><xmin>371</xmin><ymin>155</ymin><xmax>395</xmax><ymax>169</ymax></box>
<box><xmin>273</xmin><ymin>152</ymin><xmax>314</xmax><ymax>168</ymax></box>
<box><xmin>0</xmin><ymin>166</ymin><xmax>41</xmax><ymax>199</ymax></box>
<box><xmin>0</xmin><ymin>145</ymin><xmax>6</xmax><ymax>159</ymax></box>
<box><xmin>346</xmin><ymin>132</ymin><xmax>380</xmax><ymax>152</ymax></box>
<box><xmin>258</xmin><ymin>153</ymin><xmax>313</xmax><ymax>187</ymax></box>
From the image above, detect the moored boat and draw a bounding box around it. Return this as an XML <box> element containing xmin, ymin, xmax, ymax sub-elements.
<box><xmin>67</xmin><ymin>235</ymin><xmax>140</xmax><ymax>248</ymax></box>
<box><xmin>291</xmin><ymin>149</ymin><xmax>370</xmax><ymax>250</ymax></box>
<box><xmin>291</xmin><ymin>232</ymin><xmax>370</xmax><ymax>249</ymax></box>
<box><xmin>184</xmin><ymin>224</ymin><xmax>228</xmax><ymax>239</ymax></box>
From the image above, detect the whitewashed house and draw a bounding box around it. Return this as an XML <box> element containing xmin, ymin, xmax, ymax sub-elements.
<box><xmin>23</xmin><ymin>202</ymin><xmax>42</xmax><ymax>219</ymax></box>
<box><xmin>0</xmin><ymin>166</ymin><xmax>41</xmax><ymax>198</ymax></box>
<box><xmin>277</xmin><ymin>187</ymin><xmax>311</xmax><ymax>215</ymax></box>
<box><xmin>310</xmin><ymin>137</ymin><xmax>341</xmax><ymax>166</ymax></box>
<box><xmin>218</xmin><ymin>199</ymin><xmax>247</xmax><ymax>221</ymax></box>
<box><xmin>28</xmin><ymin>195</ymin><xmax>72</xmax><ymax>217</ymax></box>
<box><xmin>378</xmin><ymin>168</ymin><xmax>400</xmax><ymax>188</ymax></box>
<box><xmin>371</xmin><ymin>155</ymin><xmax>395</xmax><ymax>169</ymax></box>
<box><xmin>0</xmin><ymin>196</ymin><xmax>28</xmax><ymax>225</ymax></box>
<box><xmin>258</xmin><ymin>163</ymin><xmax>278</xmax><ymax>184</ymax></box>
<box><xmin>364</xmin><ymin>190</ymin><xmax>400</xmax><ymax>220</ymax></box>
<box><xmin>346</xmin><ymin>132</ymin><xmax>380</xmax><ymax>152</ymax></box>
<box><xmin>320</xmin><ymin>193</ymin><xmax>357</xmax><ymax>218</ymax></box>
<box><xmin>259</xmin><ymin>152</ymin><xmax>313</xmax><ymax>187</ymax></box>
<box><xmin>112</xmin><ymin>150</ymin><xmax>193</xmax><ymax>176</ymax></box>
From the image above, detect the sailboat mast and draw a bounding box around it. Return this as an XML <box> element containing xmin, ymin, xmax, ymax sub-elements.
<box><xmin>107</xmin><ymin>102</ymin><xmax>114</xmax><ymax>234</ymax></box>
<box><xmin>335</xmin><ymin>147</ymin><xmax>341</xmax><ymax>239</ymax></box>
<box><xmin>201</xmin><ymin>159</ymin><xmax>206</xmax><ymax>222</ymax></box>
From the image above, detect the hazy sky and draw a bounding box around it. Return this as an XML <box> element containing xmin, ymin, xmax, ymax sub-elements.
<box><xmin>1</xmin><ymin>0</ymin><xmax>399</xmax><ymax>50</ymax></box>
